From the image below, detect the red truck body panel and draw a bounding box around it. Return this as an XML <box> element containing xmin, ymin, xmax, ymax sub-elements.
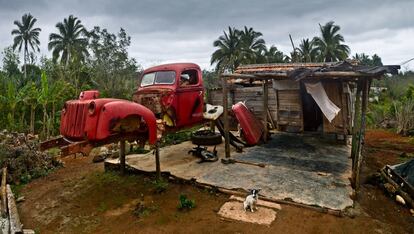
<box><xmin>232</xmin><ymin>102</ymin><xmax>264</xmax><ymax>145</ymax></box>
<box><xmin>133</xmin><ymin>63</ymin><xmax>204</xmax><ymax>129</ymax></box>
<box><xmin>60</xmin><ymin>98</ymin><xmax>157</xmax><ymax>145</ymax></box>
<box><xmin>57</xmin><ymin>63</ymin><xmax>206</xmax><ymax>151</ymax></box>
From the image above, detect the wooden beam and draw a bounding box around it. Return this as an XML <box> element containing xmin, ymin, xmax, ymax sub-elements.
<box><xmin>119</xmin><ymin>140</ymin><xmax>126</xmax><ymax>175</ymax></box>
<box><xmin>7</xmin><ymin>185</ymin><xmax>22</xmax><ymax>234</ymax></box>
<box><xmin>262</xmin><ymin>80</ymin><xmax>269</xmax><ymax>142</ymax></box>
<box><xmin>1</xmin><ymin>167</ymin><xmax>7</xmax><ymax>217</ymax></box>
<box><xmin>221</xmin><ymin>71</ymin><xmax>379</xmax><ymax>80</ymax></box>
<box><xmin>351</xmin><ymin>81</ymin><xmax>362</xmax><ymax>171</ymax></box>
<box><xmin>339</xmin><ymin>81</ymin><xmax>348</xmax><ymax>142</ymax></box>
<box><xmin>355</xmin><ymin>79</ymin><xmax>371</xmax><ymax>192</ymax></box>
<box><xmin>222</xmin><ymin>75</ymin><xmax>231</xmax><ymax>158</ymax></box>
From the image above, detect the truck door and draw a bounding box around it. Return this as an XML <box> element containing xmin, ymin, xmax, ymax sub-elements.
<box><xmin>176</xmin><ymin>69</ymin><xmax>204</xmax><ymax>127</ymax></box>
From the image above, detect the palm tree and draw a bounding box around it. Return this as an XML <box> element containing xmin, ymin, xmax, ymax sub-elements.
<box><xmin>48</xmin><ymin>15</ymin><xmax>89</xmax><ymax>66</ymax></box>
<box><xmin>313</xmin><ymin>21</ymin><xmax>350</xmax><ymax>62</ymax></box>
<box><xmin>258</xmin><ymin>45</ymin><xmax>287</xmax><ymax>63</ymax></box>
<box><xmin>11</xmin><ymin>13</ymin><xmax>41</xmax><ymax>79</ymax></box>
<box><xmin>211</xmin><ymin>27</ymin><xmax>242</xmax><ymax>72</ymax></box>
<box><xmin>239</xmin><ymin>26</ymin><xmax>266</xmax><ymax>64</ymax></box>
<box><xmin>298</xmin><ymin>38</ymin><xmax>318</xmax><ymax>62</ymax></box>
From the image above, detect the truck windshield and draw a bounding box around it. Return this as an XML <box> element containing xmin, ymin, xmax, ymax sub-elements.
<box><xmin>141</xmin><ymin>71</ymin><xmax>176</xmax><ymax>86</ymax></box>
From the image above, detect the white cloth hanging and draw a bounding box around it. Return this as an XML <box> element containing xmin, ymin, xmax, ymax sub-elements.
<box><xmin>304</xmin><ymin>81</ymin><xmax>341</xmax><ymax>122</ymax></box>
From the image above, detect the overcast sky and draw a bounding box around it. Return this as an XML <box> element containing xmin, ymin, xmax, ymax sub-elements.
<box><xmin>0</xmin><ymin>0</ymin><xmax>413</xmax><ymax>71</ymax></box>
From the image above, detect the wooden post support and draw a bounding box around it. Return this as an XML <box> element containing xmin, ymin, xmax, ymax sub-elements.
<box><xmin>222</xmin><ymin>75</ymin><xmax>231</xmax><ymax>159</ymax></box>
<box><xmin>155</xmin><ymin>142</ymin><xmax>161</xmax><ymax>180</ymax></box>
<box><xmin>340</xmin><ymin>81</ymin><xmax>348</xmax><ymax>142</ymax></box>
<box><xmin>119</xmin><ymin>140</ymin><xmax>126</xmax><ymax>175</ymax></box>
<box><xmin>262</xmin><ymin>80</ymin><xmax>269</xmax><ymax>142</ymax></box>
<box><xmin>351</xmin><ymin>80</ymin><xmax>362</xmax><ymax>170</ymax></box>
<box><xmin>355</xmin><ymin>79</ymin><xmax>371</xmax><ymax>192</ymax></box>
<box><xmin>7</xmin><ymin>185</ymin><xmax>22</xmax><ymax>233</ymax></box>
<box><xmin>1</xmin><ymin>167</ymin><xmax>7</xmax><ymax>218</ymax></box>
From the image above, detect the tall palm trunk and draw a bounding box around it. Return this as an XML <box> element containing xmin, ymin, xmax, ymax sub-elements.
<box><xmin>24</xmin><ymin>42</ymin><xmax>28</xmax><ymax>79</ymax></box>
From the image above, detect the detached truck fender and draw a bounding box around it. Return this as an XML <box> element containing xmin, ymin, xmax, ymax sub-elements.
<box><xmin>95</xmin><ymin>101</ymin><xmax>158</xmax><ymax>145</ymax></box>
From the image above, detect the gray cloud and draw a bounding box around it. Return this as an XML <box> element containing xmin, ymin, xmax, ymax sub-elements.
<box><xmin>0</xmin><ymin>0</ymin><xmax>413</xmax><ymax>70</ymax></box>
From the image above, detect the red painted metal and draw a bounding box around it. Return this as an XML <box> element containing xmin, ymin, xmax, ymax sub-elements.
<box><xmin>47</xmin><ymin>63</ymin><xmax>206</xmax><ymax>156</ymax></box>
<box><xmin>95</xmin><ymin>101</ymin><xmax>157</xmax><ymax>144</ymax></box>
<box><xmin>232</xmin><ymin>102</ymin><xmax>264</xmax><ymax>145</ymax></box>
<box><xmin>60</xmin><ymin>98</ymin><xmax>157</xmax><ymax>144</ymax></box>
<box><xmin>79</xmin><ymin>90</ymin><xmax>100</xmax><ymax>100</ymax></box>
<box><xmin>133</xmin><ymin>63</ymin><xmax>204</xmax><ymax>129</ymax></box>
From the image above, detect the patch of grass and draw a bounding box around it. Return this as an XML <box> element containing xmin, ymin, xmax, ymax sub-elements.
<box><xmin>11</xmin><ymin>183</ymin><xmax>25</xmax><ymax>199</ymax></box>
<box><xmin>46</xmin><ymin>148</ymin><xmax>61</xmax><ymax>157</ymax></box>
<box><xmin>152</xmin><ymin>178</ymin><xmax>169</xmax><ymax>193</ymax></box>
<box><xmin>130</xmin><ymin>147</ymin><xmax>151</xmax><ymax>154</ymax></box>
<box><xmin>160</xmin><ymin>125</ymin><xmax>202</xmax><ymax>147</ymax></box>
<box><xmin>177</xmin><ymin>194</ymin><xmax>196</xmax><ymax>210</ymax></box>
<box><xmin>133</xmin><ymin>202</ymin><xmax>158</xmax><ymax>218</ymax></box>
<box><xmin>97</xmin><ymin>202</ymin><xmax>108</xmax><ymax>212</ymax></box>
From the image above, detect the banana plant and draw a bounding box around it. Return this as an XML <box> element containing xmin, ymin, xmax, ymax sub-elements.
<box><xmin>0</xmin><ymin>81</ymin><xmax>23</xmax><ymax>130</ymax></box>
<box><xmin>21</xmin><ymin>81</ymin><xmax>39</xmax><ymax>134</ymax></box>
<box><xmin>38</xmin><ymin>71</ymin><xmax>49</xmax><ymax>138</ymax></box>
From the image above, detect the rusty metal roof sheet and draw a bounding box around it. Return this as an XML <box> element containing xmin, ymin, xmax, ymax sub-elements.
<box><xmin>233</xmin><ymin>61</ymin><xmax>400</xmax><ymax>81</ymax></box>
<box><xmin>235</xmin><ymin>62</ymin><xmax>335</xmax><ymax>73</ymax></box>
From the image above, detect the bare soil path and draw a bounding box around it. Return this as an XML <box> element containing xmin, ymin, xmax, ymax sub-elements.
<box><xmin>18</xmin><ymin>130</ymin><xmax>414</xmax><ymax>233</ymax></box>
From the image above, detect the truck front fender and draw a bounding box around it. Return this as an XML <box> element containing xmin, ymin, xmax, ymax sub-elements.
<box><xmin>96</xmin><ymin>101</ymin><xmax>157</xmax><ymax>145</ymax></box>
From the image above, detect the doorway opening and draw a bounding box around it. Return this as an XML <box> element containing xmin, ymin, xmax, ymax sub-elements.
<box><xmin>300</xmin><ymin>82</ymin><xmax>323</xmax><ymax>132</ymax></box>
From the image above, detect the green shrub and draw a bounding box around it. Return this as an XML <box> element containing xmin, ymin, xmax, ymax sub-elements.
<box><xmin>152</xmin><ymin>178</ymin><xmax>168</xmax><ymax>193</ymax></box>
<box><xmin>177</xmin><ymin>194</ymin><xmax>196</xmax><ymax>210</ymax></box>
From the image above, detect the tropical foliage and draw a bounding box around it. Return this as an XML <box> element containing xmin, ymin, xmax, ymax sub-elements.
<box><xmin>353</xmin><ymin>53</ymin><xmax>383</xmax><ymax>66</ymax></box>
<box><xmin>297</xmin><ymin>38</ymin><xmax>318</xmax><ymax>62</ymax></box>
<box><xmin>312</xmin><ymin>21</ymin><xmax>350</xmax><ymax>62</ymax></box>
<box><xmin>211</xmin><ymin>21</ymin><xmax>354</xmax><ymax>72</ymax></box>
<box><xmin>1</xmin><ymin>13</ymin><xmax>140</xmax><ymax>139</ymax></box>
<box><xmin>48</xmin><ymin>15</ymin><xmax>89</xmax><ymax>65</ymax></box>
<box><xmin>0</xmin><ymin>13</ymin><xmax>409</xmax><ymax>138</ymax></box>
<box><xmin>11</xmin><ymin>13</ymin><xmax>41</xmax><ymax>79</ymax></box>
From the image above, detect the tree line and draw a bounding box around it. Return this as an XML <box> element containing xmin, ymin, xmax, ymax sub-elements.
<box><xmin>0</xmin><ymin>13</ymin><xmax>140</xmax><ymax>138</ymax></box>
<box><xmin>210</xmin><ymin>21</ymin><xmax>383</xmax><ymax>72</ymax></box>
<box><xmin>0</xmin><ymin>14</ymin><xmax>388</xmax><ymax>138</ymax></box>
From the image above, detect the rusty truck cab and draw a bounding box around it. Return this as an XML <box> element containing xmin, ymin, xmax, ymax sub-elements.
<box><xmin>133</xmin><ymin>63</ymin><xmax>204</xmax><ymax>129</ymax></box>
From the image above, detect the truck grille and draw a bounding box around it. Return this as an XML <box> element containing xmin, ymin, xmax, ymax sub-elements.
<box><xmin>60</xmin><ymin>102</ymin><xmax>89</xmax><ymax>139</ymax></box>
<box><xmin>137</xmin><ymin>94</ymin><xmax>162</xmax><ymax>114</ymax></box>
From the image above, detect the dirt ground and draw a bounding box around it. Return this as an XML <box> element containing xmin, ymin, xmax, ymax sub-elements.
<box><xmin>18</xmin><ymin>130</ymin><xmax>414</xmax><ymax>233</ymax></box>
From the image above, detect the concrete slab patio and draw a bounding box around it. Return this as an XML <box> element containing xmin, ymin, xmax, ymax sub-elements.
<box><xmin>105</xmin><ymin>133</ymin><xmax>353</xmax><ymax>211</ymax></box>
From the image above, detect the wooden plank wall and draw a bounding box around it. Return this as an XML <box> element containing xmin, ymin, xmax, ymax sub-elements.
<box><xmin>209</xmin><ymin>80</ymin><xmax>351</xmax><ymax>135</ymax></box>
<box><xmin>208</xmin><ymin>85</ymin><xmax>277</xmax><ymax>124</ymax></box>
<box><xmin>276</xmin><ymin>90</ymin><xmax>303</xmax><ymax>130</ymax></box>
<box><xmin>322</xmin><ymin>81</ymin><xmax>349</xmax><ymax>134</ymax></box>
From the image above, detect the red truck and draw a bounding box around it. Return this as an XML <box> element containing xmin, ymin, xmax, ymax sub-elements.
<box><xmin>41</xmin><ymin>63</ymin><xmax>206</xmax><ymax>156</ymax></box>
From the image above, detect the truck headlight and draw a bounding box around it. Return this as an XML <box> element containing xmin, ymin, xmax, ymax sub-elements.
<box><xmin>88</xmin><ymin>102</ymin><xmax>96</xmax><ymax>116</ymax></box>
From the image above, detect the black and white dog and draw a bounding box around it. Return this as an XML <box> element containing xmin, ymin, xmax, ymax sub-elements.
<box><xmin>243</xmin><ymin>189</ymin><xmax>260</xmax><ymax>212</ymax></box>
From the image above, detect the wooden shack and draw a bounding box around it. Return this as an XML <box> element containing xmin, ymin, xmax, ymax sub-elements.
<box><xmin>209</xmin><ymin>62</ymin><xmax>398</xmax><ymax>139</ymax></box>
<box><xmin>211</xmin><ymin>61</ymin><xmax>400</xmax><ymax>191</ymax></box>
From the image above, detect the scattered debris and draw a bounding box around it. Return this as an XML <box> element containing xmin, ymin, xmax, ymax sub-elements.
<box><xmin>132</xmin><ymin>200</ymin><xmax>158</xmax><ymax>218</ymax></box>
<box><xmin>395</xmin><ymin>195</ymin><xmax>406</xmax><ymax>205</ymax></box>
<box><xmin>92</xmin><ymin>154</ymin><xmax>106</xmax><ymax>163</ymax></box>
<box><xmin>317</xmin><ymin>172</ymin><xmax>330</xmax><ymax>176</ymax></box>
<box><xmin>16</xmin><ymin>196</ymin><xmax>25</xmax><ymax>203</ymax></box>
<box><xmin>0</xmin><ymin>130</ymin><xmax>62</xmax><ymax>184</ymax></box>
